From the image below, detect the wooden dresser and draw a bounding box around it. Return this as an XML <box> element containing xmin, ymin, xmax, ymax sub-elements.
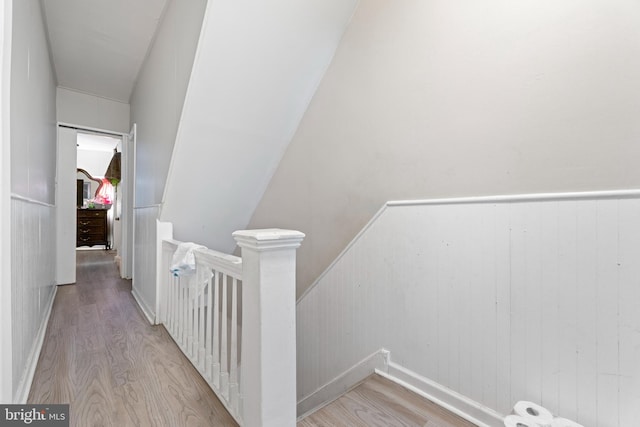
<box><xmin>77</xmin><ymin>209</ymin><xmax>109</xmax><ymax>249</ymax></box>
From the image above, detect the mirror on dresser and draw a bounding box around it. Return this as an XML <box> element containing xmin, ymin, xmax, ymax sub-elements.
<box><xmin>76</xmin><ymin>168</ymin><xmax>103</xmax><ymax>207</ymax></box>
<box><xmin>76</xmin><ymin>168</ymin><xmax>110</xmax><ymax>249</ymax></box>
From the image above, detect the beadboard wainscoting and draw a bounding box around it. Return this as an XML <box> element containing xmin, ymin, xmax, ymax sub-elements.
<box><xmin>296</xmin><ymin>191</ymin><xmax>640</xmax><ymax>427</ymax></box>
<box><xmin>11</xmin><ymin>196</ymin><xmax>57</xmax><ymax>402</ymax></box>
<box><xmin>132</xmin><ymin>205</ymin><xmax>161</xmax><ymax>323</ymax></box>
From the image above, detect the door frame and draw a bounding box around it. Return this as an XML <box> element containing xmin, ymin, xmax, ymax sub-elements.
<box><xmin>56</xmin><ymin>122</ymin><xmax>133</xmax><ymax>277</ymax></box>
<box><xmin>55</xmin><ymin>126</ymin><xmax>78</xmax><ymax>284</ymax></box>
<box><xmin>120</xmin><ymin>123</ymin><xmax>136</xmax><ymax>279</ymax></box>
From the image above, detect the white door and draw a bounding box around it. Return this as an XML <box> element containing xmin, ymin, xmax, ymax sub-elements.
<box><xmin>56</xmin><ymin>126</ymin><xmax>78</xmax><ymax>284</ymax></box>
<box><xmin>120</xmin><ymin>124</ymin><xmax>136</xmax><ymax>279</ymax></box>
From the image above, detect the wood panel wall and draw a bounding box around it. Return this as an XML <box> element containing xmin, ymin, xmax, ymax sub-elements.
<box><xmin>11</xmin><ymin>197</ymin><xmax>56</xmax><ymax>401</ymax></box>
<box><xmin>132</xmin><ymin>205</ymin><xmax>160</xmax><ymax>323</ymax></box>
<box><xmin>297</xmin><ymin>192</ymin><xmax>640</xmax><ymax>427</ymax></box>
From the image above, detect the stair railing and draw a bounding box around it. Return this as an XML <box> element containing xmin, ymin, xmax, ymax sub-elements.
<box><xmin>157</xmin><ymin>223</ymin><xmax>304</xmax><ymax>427</ymax></box>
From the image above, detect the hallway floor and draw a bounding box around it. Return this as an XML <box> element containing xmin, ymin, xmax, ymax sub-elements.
<box><xmin>28</xmin><ymin>250</ymin><xmax>237</xmax><ymax>427</ymax></box>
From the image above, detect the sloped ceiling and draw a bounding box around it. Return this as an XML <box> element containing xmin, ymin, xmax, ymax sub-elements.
<box><xmin>41</xmin><ymin>0</ymin><xmax>168</xmax><ymax>102</ymax></box>
<box><xmin>160</xmin><ymin>0</ymin><xmax>359</xmax><ymax>254</ymax></box>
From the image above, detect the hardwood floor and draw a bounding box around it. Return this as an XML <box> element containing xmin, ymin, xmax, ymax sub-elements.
<box><xmin>28</xmin><ymin>249</ymin><xmax>238</xmax><ymax>427</ymax></box>
<box><xmin>298</xmin><ymin>375</ymin><xmax>477</xmax><ymax>427</ymax></box>
<box><xmin>31</xmin><ymin>250</ymin><xmax>475</xmax><ymax>426</ymax></box>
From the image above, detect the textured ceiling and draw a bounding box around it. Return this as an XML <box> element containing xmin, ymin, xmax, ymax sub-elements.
<box><xmin>42</xmin><ymin>0</ymin><xmax>168</xmax><ymax>103</ymax></box>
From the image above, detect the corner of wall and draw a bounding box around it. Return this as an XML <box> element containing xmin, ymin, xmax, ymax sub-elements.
<box><xmin>297</xmin><ymin>348</ymin><xmax>389</xmax><ymax>419</ymax></box>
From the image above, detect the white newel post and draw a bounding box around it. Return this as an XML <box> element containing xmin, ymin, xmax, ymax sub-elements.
<box><xmin>156</xmin><ymin>220</ymin><xmax>173</xmax><ymax>325</ymax></box>
<box><xmin>233</xmin><ymin>229</ymin><xmax>305</xmax><ymax>427</ymax></box>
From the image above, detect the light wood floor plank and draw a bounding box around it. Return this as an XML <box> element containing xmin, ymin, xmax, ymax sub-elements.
<box><xmin>28</xmin><ymin>250</ymin><xmax>238</xmax><ymax>427</ymax></box>
<box><xmin>299</xmin><ymin>375</ymin><xmax>477</xmax><ymax>427</ymax></box>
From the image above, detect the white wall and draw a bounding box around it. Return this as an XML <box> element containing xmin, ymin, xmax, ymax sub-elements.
<box><xmin>9</xmin><ymin>0</ymin><xmax>57</xmax><ymax>402</ymax></box>
<box><xmin>129</xmin><ymin>0</ymin><xmax>208</xmax><ymax>208</ymax></box>
<box><xmin>57</xmin><ymin>87</ymin><xmax>129</xmax><ymax>133</ymax></box>
<box><xmin>11</xmin><ymin>198</ymin><xmax>56</xmax><ymax>402</ymax></box>
<box><xmin>0</xmin><ymin>0</ymin><xmax>13</xmax><ymax>405</ymax></box>
<box><xmin>159</xmin><ymin>0</ymin><xmax>358</xmax><ymax>254</ymax></box>
<box><xmin>247</xmin><ymin>0</ymin><xmax>640</xmax><ymax>296</ymax></box>
<box><xmin>77</xmin><ymin>148</ymin><xmax>113</xmax><ymax>178</ymax></box>
<box><xmin>297</xmin><ymin>192</ymin><xmax>640</xmax><ymax>427</ymax></box>
<box><xmin>10</xmin><ymin>0</ymin><xmax>56</xmax><ymax>203</ymax></box>
<box><xmin>127</xmin><ymin>0</ymin><xmax>207</xmax><ymax>319</ymax></box>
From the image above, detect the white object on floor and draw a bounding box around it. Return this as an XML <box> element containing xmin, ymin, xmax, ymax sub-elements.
<box><xmin>513</xmin><ymin>401</ymin><xmax>554</xmax><ymax>426</ymax></box>
<box><xmin>504</xmin><ymin>414</ymin><xmax>541</xmax><ymax>427</ymax></box>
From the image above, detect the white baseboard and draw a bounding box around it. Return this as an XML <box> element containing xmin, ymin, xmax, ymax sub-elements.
<box><xmin>379</xmin><ymin>361</ymin><xmax>504</xmax><ymax>427</ymax></box>
<box><xmin>131</xmin><ymin>288</ymin><xmax>156</xmax><ymax>325</ymax></box>
<box><xmin>297</xmin><ymin>348</ymin><xmax>390</xmax><ymax>419</ymax></box>
<box><xmin>295</xmin><ymin>348</ymin><xmax>505</xmax><ymax>426</ymax></box>
<box><xmin>15</xmin><ymin>285</ymin><xmax>58</xmax><ymax>404</ymax></box>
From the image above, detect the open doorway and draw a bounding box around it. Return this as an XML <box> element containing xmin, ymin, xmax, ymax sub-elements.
<box><xmin>76</xmin><ymin>132</ymin><xmax>120</xmax><ymax>251</ymax></box>
<box><xmin>56</xmin><ymin>124</ymin><xmax>134</xmax><ymax>285</ymax></box>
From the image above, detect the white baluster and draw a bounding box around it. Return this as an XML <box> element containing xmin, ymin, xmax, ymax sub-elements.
<box><xmin>205</xmin><ymin>273</ymin><xmax>214</xmax><ymax>381</ymax></box>
<box><xmin>187</xmin><ymin>284</ymin><xmax>194</xmax><ymax>357</ymax></box>
<box><xmin>172</xmin><ymin>274</ymin><xmax>178</xmax><ymax>336</ymax></box>
<box><xmin>198</xmin><ymin>272</ymin><xmax>206</xmax><ymax>370</ymax></box>
<box><xmin>167</xmin><ymin>268</ymin><xmax>173</xmax><ymax>333</ymax></box>
<box><xmin>220</xmin><ymin>274</ymin><xmax>229</xmax><ymax>400</ymax></box>
<box><xmin>182</xmin><ymin>278</ymin><xmax>188</xmax><ymax>348</ymax></box>
<box><xmin>212</xmin><ymin>271</ymin><xmax>220</xmax><ymax>388</ymax></box>
<box><xmin>178</xmin><ymin>276</ymin><xmax>183</xmax><ymax>344</ymax></box>
<box><xmin>192</xmin><ymin>284</ymin><xmax>199</xmax><ymax>360</ymax></box>
<box><xmin>161</xmin><ymin>249</ymin><xmax>169</xmax><ymax>325</ymax></box>
<box><xmin>191</xmin><ymin>290</ymin><xmax>197</xmax><ymax>360</ymax></box>
<box><xmin>229</xmin><ymin>277</ymin><xmax>239</xmax><ymax>413</ymax></box>
<box><xmin>171</xmin><ymin>269</ymin><xmax>176</xmax><ymax>332</ymax></box>
<box><xmin>164</xmin><ymin>252</ymin><xmax>170</xmax><ymax>327</ymax></box>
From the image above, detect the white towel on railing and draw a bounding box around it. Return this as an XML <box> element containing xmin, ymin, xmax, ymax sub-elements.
<box><xmin>170</xmin><ymin>242</ymin><xmax>204</xmax><ymax>276</ymax></box>
<box><xmin>170</xmin><ymin>242</ymin><xmax>213</xmax><ymax>297</ymax></box>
